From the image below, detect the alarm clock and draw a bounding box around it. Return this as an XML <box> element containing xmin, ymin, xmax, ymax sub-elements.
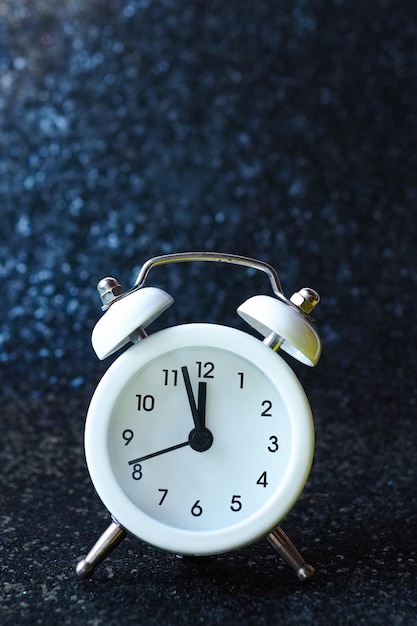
<box><xmin>76</xmin><ymin>252</ymin><xmax>321</xmax><ymax>581</ymax></box>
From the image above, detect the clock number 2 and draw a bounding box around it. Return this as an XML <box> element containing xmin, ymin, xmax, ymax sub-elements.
<box><xmin>261</xmin><ymin>400</ymin><xmax>272</xmax><ymax>417</ymax></box>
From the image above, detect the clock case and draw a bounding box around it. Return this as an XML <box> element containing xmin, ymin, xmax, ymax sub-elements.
<box><xmin>76</xmin><ymin>252</ymin><xmax>321</xmax><ymax>581</ymax></box>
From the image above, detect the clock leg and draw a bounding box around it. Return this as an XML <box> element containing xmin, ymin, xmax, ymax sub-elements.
<box><xmin>76</xmin><ymin>520</ymin><xmax>127</xmax><ymax>579</ymax></box>
<box><xmin>267</xmin><ymin>526</ymin><xmax>315</xmax><ymax>581</ymax></box>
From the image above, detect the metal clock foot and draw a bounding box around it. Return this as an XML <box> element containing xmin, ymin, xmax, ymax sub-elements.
<box><xmin>76</xmin><ymin>520</ymin><xmax>127</xmax><ymax>579</ymax></box>
<box><xmin>267</xmin><ymin>526</ymin><xmax>315</xmax><ymax>581</ymax></box>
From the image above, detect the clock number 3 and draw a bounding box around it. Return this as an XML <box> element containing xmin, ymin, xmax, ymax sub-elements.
<box><xmin>268</xmin><ymin>435</ymin><xmax>279</xmax><ymax>452</ymax></box>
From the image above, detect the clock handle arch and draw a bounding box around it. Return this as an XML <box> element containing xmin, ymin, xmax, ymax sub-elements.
<box><xmin>91</xmin><ymin>252</ymin><xmax>321</xmax><ymax>364</ymax></box>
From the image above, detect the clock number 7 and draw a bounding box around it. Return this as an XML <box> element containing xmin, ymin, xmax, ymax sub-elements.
<box><xmin>158</xmin><ymin>489</ymin><xmax>168</xmax><ymax>505</ymax></box>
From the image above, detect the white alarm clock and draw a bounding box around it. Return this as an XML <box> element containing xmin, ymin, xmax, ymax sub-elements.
<box><xmin>76</xmin><ymin>252</ymin><xmax>321</xmax><ymax>581</ymax></box>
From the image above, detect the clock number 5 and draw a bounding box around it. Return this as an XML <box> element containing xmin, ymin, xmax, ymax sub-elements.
<box><xmin>230</xmin><ymin>495</ymin><xmax>242</xmax><ymax>512</ymax></box>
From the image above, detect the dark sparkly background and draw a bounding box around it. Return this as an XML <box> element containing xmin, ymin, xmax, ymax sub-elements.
<box><xmin>1</xmin><ymin>1</ymin><xmax>416</xmax><ymax>624</ymax></box>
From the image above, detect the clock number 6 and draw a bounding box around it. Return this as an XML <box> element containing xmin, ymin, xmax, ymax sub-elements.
<box><xmin>191</xmin><ymin>500</ymin><xmax>203</xmax><ymax>516</ymax></box>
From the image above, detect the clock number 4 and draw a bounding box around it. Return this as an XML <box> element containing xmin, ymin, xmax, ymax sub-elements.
<box><xmin>257</xmin><ymin>471</ymin><xmax>268</xmax><ymax>488</ymax></box>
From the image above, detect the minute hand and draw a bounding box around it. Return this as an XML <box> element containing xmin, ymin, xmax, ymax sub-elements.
<box><xmin>181</xmin><ymin>366</ymin><xmax>206</xmax><ymax>431</ymax></box>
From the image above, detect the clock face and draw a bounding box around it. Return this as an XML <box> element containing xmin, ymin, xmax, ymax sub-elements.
<box><xmin>85</xmin><ymin>324</ymin><xmax>314</xmax><ymax>556</ymax></box>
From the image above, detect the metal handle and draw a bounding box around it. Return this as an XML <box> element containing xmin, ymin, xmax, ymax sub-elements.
<box><xmin>132</xmin><ymin>252</ymin><xmax>288</xmax><ymax>303</ymax></box>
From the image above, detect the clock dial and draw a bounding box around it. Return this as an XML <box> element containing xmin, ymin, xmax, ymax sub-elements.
<box><xmin>109</xmin><ymin>346</ymin><xmax>292</xmax><ymax>532</ymax></box>
<box><xmin>85</xmin><ymin>324</ymin><xmax>314</xmax><ymax>556</ymax></box>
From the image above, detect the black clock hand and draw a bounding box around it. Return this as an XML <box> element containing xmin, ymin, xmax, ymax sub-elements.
<box><xmin>181</xmin><ymin>366</ymin><xmax>204</xmax><ymax>431</ymax></box>
<box><xmin>181</xmin><ymin>365</ymin><xmax>213</xmax><ymax>452</ymax></box>
<box><xmin>128</xmin><ymin>440</ymin><xmax>190</xmax><ymax>465</ymax></box>
<box><xmin>197</xmin><ymin>380</ymin><xmax>207</xmax><ymax>429</ymax></box>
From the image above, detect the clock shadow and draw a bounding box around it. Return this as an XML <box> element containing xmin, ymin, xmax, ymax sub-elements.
<box><xmin>84</xmin><ymin>512</ymin><xmax>417</xmax><ymax>602</ymax></box>
<box><xmin>88</xmin><ymin>539</ymin><xmax>317</xmax><ymax>596</ymax></box>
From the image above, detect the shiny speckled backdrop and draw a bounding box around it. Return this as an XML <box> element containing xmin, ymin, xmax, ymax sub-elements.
<box><xmin>0</xmin><ymin>1</ymin><xmax>416</xmax><ymax>624</ymax></box>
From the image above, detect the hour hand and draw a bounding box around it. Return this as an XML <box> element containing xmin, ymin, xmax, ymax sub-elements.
<box><xmin>181</xmin><ymin>366</ymin><xmax>213</xmax><ymax>452</ymax></box>
<box><xmin>181</xmin><ymin>366</ymin><xmax>206</xmax><ymax>431</ymax></box>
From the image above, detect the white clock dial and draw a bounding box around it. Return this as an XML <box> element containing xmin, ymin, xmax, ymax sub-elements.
<box><xmin>84</xmin><ymin>324</ymin><xmax>314</xmax><ymax>556</ymax></box>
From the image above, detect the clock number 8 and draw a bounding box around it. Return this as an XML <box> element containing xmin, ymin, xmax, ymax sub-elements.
<box><xmin>132</xmin><ymin>463</ymin><xmax>143</xmax><ymax>480</ymax></box>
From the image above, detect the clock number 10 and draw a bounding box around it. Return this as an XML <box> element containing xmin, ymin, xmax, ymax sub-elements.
<box><xmin>136</xmin><ymin>394</ymin><xmax>155</xmax><ymax>411</ymax></box>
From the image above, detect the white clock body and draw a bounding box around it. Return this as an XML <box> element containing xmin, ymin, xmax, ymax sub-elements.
<box><xmin>84</xmin><ymin>323</ymin><xmax>314</xmax><ymax>556</ymax></box>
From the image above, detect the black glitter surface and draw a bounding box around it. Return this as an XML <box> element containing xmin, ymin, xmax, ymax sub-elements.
<box><xmin>1</xmin><ymin>1</ymin><xmax>416</xmax><ymax>624</ymax></box>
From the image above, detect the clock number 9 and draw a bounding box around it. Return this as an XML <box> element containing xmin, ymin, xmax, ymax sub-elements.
<box><xmin>122</xmin><ymin>429</ymin><xmax>134</xmax><ymax>445</ymax></box>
